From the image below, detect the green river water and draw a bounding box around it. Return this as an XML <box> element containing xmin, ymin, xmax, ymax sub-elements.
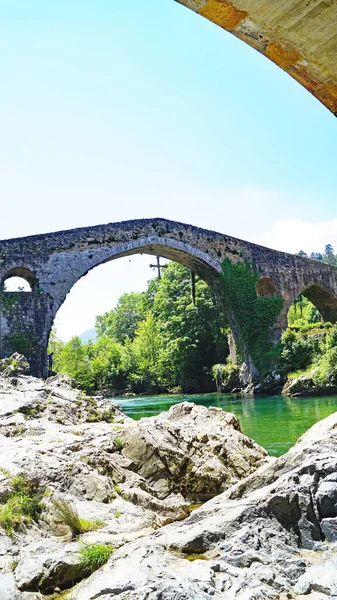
<box><xmin>115</xmin><ymin>393</ymin><xmax>337</xmax><ymax>457</ymax></box>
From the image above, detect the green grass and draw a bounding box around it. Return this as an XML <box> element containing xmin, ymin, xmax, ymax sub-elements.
<box><xmin>0</xmin><ymin>468</ymin><xmax>10</xmax><ymax>477</ymax></box>
<box><xmin>79</xmin><ymin>542</ymin><xmax>113</xmax><ymax>574</ymax></box>
<box><xmin>287</xmin><ymin>365</ymin><xmax>317</xmax><ymax>380</ymax></box>
<box><xmin>10</xmin><ymin>559</ymin><xmax>18</xmax><ymax>571</ymax></box>
<box><xmin>52</xmin><ymin>498</ymin><xmax>105</xmax><ymax>537</ymax></box>
<box><xmin>114</xmin><ymin>437</ymin><xmax>123</xmax><ymax>450</ymax></box>
<box><xmin>0</xmin><ymin>476</ymin><xmax>42</xmax><ymax>535</ymax></box>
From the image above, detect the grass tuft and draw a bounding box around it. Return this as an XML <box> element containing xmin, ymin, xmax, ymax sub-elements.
<box><xmin>0</xmin><ymin>476</ymin><xmax>42</xmax><ymax>536</ymax></box>
<box><xmin>79</xmin><ymin>542</ymin><xmax>113</xmax><ymax>574</ymax></box>
<box><xmin>114</xmin><ymin>438</ymin><xmax>123</xmax><ymax>450</ymax></box>
<box><xmin>52</xmin><ymin>498</ymin><xmax>105</xmax><ymax>537</ymax></box>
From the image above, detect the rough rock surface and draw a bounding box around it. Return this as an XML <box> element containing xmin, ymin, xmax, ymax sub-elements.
<box><xmin>3</xmin><ymin>360</ymin><xmax>337</xmax><ymax>598</ymax></box>
<box><xmin>120</xmin><ymin>403</ymin><xmax>267</xmax><ymax>500</ymax></box>
<box><xmin>0</xmin><ymin>365</ymin><xmax>268</xmax><ymax>598</ymax></box>
<box><xmin>68</xmin><ymin>411</ymin><xmax>337</xmax><ymax>599</ymax></box>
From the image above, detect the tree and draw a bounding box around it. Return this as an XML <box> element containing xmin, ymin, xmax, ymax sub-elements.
<box><xmin>323</xmin><ymin>244</ymin><xmax>336</xmax><ymax>266</ymax></box>
<box><xmin>53</xmin><ymin>262</ymin><xmax>230</xmax><ymax>394</ymax></box>
<box><xmin>152</xmin><ymin>263</ymin><xmax>229</xmax><ymax>391</ymax></box>
<box><xmin>96</xmin><ymin>292</ymin><xmax>147</xmax><ymax>342</ymax></box>
<box><xmin>132</xmin><ymin>312</ymin><xmax>165</xmax><ymax>391</ymax></box>
<box><xmin>55</xmin><ymin>337</ymin><xmax>93</xmax><ymax>391</ymax></box>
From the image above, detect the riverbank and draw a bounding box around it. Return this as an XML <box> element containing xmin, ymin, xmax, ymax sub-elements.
<box><xmin>1</xmin><ymin>356</ymin><xmax>337</xmax><ymax>598</ymax></box>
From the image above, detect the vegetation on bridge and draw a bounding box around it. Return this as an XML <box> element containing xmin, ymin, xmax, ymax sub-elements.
<box><xmin>220</xmin><ymin>259</ymin><xmax>284</xmax><ymax>375</ymax></box>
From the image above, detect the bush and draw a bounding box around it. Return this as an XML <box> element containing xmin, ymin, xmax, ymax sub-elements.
<box><xmin>212</xmin><ymin>361</ymin><xmax>239</xmax><ymax>392</ymax></box>
<box><xmin>79</xmin><ymin>542</ymin><xmax>113</xmax><ymax>574</ymax></box>
<box><xmin>281</xmin><ymin>330</ymin><xmax>317</xmax><ymax>373</ymax></box>
<box><xmin>52</xmin><ymin>498</ymin><xmax>105</xmax><ymax>537</ymax></box>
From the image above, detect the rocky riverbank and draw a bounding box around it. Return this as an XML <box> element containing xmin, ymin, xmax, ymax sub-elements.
<box><xmin>1</xmin><ymin>356</ymin><xmax>337</xmax><ymax>598</ymax></box>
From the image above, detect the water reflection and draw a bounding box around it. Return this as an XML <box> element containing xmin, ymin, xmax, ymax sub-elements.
<box><xmin>114</xmin><ymin>393</ymin><xmax>337</xmax><ymax>457</ymax></box>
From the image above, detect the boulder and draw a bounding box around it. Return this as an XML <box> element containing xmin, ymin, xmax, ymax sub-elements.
<box><xmin>282</xmin><ymin>374</ymin><xmax>337</xmax><ymax>397</ymax></box>
<box><xmin>0</xmin><ymin>353</ymin><xmax>29</xmax><ymax>377</ymax></box>
<box><xmin>0</xmin><ymin>573</ymin><xmax>20</xmax><ymax>600</ymax></box>
<box><xmin>14</xmin><ymin>540</ymin><xmax>88</xmax><ymax>593</ymax></box>
<box><xmin>119</xmin><ymin>402</ymin><xmax>268</xmax><ymax>500</ymax></box>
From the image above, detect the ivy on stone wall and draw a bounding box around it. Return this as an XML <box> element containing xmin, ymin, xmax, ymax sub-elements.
<box><xmin>0</xmin><ymin>292</ymin><xmax>19</xmax><ymax>309</ymax></box>
<box><xmin>221</xmin><ymin>259</ymin><xmax>284</xmax><ymax>375</ymax></box>
<box><xmin>3</xmin><ymin>332</ymin><xmax>38</xmax><ymax>356</ymax></box>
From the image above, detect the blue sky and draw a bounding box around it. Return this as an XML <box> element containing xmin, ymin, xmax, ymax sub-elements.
<box><xmin>1</xmin><ymin>0</ymin><xmax>337</xmax><ymax>338</ymax></box>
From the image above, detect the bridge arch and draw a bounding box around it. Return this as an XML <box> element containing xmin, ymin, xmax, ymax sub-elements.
<box><xmin>45</xmin><ymin>235</ymin><xmax>223</xmax><ymax>322</ymax></box>
<box><xmin>300</xmin><ymin>284</ymin><xmax>337</xmax><ymax>324</ymax></box>
<box><xmin>2</xmin><ymin>267</ymin><xmax>37</xmax><ymax>292</ymax></box>
<box><xmin>73</xmin><ymin>235</ymin><xmax>222</xmax><ymax>284</ymax></box>
<box><xmin>47</xmin><ymin>235</ymin><xmax>224</xmax><ymax>348</ymax></box>
<box><xmin>256</xmin><ymin>277</ymin><xmax>279</xmax><ymax>298</ymax></box>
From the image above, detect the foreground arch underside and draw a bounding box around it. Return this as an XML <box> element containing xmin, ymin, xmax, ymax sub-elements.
<box><xmin>176</xmin><ymin>0</ymin><xmax>337</xmax><ymax>116</ymax></box>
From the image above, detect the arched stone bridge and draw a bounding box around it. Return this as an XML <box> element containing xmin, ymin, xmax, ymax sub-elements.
<box><xmin>1</xmin><ymin>218</ymin><xmax>337</xmax><ymax>378</ymax></box>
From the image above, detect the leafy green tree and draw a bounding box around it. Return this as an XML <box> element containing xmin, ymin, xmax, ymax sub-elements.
<box><xmin>55</xmin><ymin>336</ymin><xmax>93</xmax><ymax>391</ymax></box>
<box><xmin>323</xmin><ymin>244</ymin><xmax>337</xmax><ymax>266</ymax></box>
<box><xmin>281</xmin><ymin>329</ymin><xmax>316</xmax><ymax>372</ymax></box>
<box><xmin>288</xmin><ymin>296</ymin><xmax>322</xmax><ymax>328</ymax></box>
<box><xmin>152</xmin><ymin>263</ymin><xmax>228</xmax><ymax>391</ymax></box>
<box><xmin>52</xmin><ymin>262</ymin><xmax>229</xmax><ymax>394</ymax></box>
<box><xmin>96</xmin><ymin>292</ymin><xmax>147</xmax><ymax>342</ymax></box>
<box><xmin>131</xmin><ymin>312</ymin><xmax>165</xmax><ymax>391</ymax></box>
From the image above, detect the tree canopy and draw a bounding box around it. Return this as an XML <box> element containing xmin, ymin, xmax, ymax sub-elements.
<box><xmin>51</xmin><ymin>262</ymin><xmax>229</xmax><ymax>394</ymax></box>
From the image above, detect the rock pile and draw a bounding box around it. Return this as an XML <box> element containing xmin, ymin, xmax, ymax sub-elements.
<box><xmin>2</xmin><ymin>358</ymin><xmax>337</xmax><ymax>598</ymax></box>
<box><xmin>0</xmin><ymin>362</ymin><xmax>267</xmax><ymax>598</ymax></box>
<box><xmin>71</xmin><ymin>411</ymin><xmax>337</xmax><ymax>599</ymax></box>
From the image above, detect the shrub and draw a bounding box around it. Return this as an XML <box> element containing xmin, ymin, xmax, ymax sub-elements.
<box><xmin>212</xmin><ymin>361</ymin><xmax>239</xmax><ymax>392</ymax></box>
<box><xmin>52</xmin><ymin>498</ymin><xmax>105</xmax><ymax>537</ymax></box>
<box><xmin>0</xmin><ymin>498</ymin><xmax>31</xmax><ymax>534</ymax></box>
<box><xmin>281</xmin><ymin>330</ymin><xmax>317</xmax><ymax>373</ymax></box>
<box><xmin>79</xmin><ymin>542</ymin><xmax>113</xmax><ymax>574</ymax></box>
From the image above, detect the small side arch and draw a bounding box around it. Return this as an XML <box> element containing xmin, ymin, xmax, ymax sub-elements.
<box><xmin>2</xmin><ymin>267</ymin><xmax>37</xmax><ymax>292</ymax></box>
<box><xmin>256</xmin><ymin>277</ymin><xmax>278</xmax><ymax>298</ymax></box>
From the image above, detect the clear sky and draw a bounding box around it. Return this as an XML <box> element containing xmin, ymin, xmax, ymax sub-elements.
<box><xmin>1</xmin><ymin>0</ymin><xmax>337</xmax><ymax>339</ymax></box>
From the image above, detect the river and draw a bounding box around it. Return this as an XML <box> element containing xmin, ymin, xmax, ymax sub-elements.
<box><xmin>115</xmin><ymin>392</ymin><xmax>337</xmax><ymax>457</ymax></box>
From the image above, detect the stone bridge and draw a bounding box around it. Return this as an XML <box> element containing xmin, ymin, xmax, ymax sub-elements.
<box><xmin>1</xmin><ymin>218</ymin><xmax>337</xmax><ymax>378</ymax></box>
